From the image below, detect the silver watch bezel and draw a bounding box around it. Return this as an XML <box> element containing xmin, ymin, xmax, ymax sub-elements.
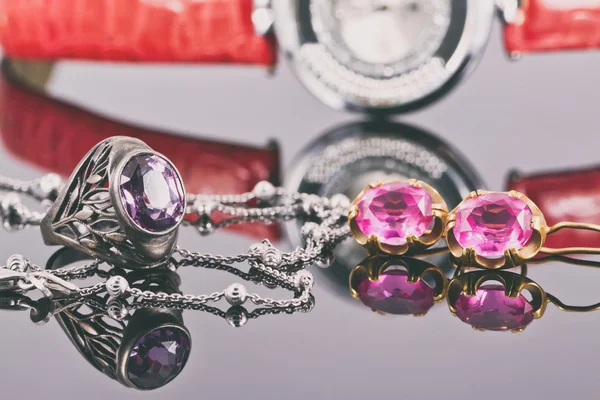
<box><xmin>272</xmin><ymin>0</ymin><xmax>496</xmax><ymax>114</ymax></box>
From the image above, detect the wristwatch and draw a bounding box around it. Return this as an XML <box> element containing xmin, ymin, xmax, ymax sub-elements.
<box><xmin>2</xmin><ymin>1</ymin><xmax>597</xmax><ymax>114</ymax></box>
<box><xmin>0</xmin><ymin>59</ymin><xmax>282</xmax><ymax>241</ymax></box>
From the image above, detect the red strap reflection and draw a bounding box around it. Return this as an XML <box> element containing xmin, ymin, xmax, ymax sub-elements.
<box><xmin>507</xmin><ymin>166</ymin><xmax>600</xmax><ymax>250</ymax></box>
<box><xmin>0</xmin><ymin>72</ymin><xmax>282</xmax><ymax>241</ymax></box>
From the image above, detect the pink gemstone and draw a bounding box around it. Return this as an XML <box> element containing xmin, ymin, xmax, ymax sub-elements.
<box><xmin>355</xmin><ymin>182</ymin><xmax>434</xmax><ymax>246</ymax></box>
<box><xmin>453</xmin><ymin>193</ymin><xmax>534</xmax><ymax>259</ymax></box>
<box><xmin>356</xmin><ymin>269</ymin><xmax>435</xmax><ymax>315</ymax></box>
<box><xmin>454</xmin><ymin>285</ymin><xmax>534</xmax><ymax>331</ymax></box>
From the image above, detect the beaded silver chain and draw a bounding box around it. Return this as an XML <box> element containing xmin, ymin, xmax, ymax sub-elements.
<box><xmin>0</xmin><ymin>173</ymin><xmax>351</xmax><ymax>310</ymax></box>
<box><xmin>0</xmin><ymin>257</ymin><xmax>316</xmax><ymax>328</ymax></box>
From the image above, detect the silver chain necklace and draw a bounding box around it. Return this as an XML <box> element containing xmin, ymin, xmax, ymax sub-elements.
<box><xmin>0</xmin><ymin>171</ymin><xmax>351</xmax><ymax>267</ymax></box>
<box><xmin>0</xmin><ymin>163</ymin><xmax>350</xmax><ymax>309</ymax></box>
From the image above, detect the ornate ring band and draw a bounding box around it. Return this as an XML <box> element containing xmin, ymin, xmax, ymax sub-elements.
<box><xmin>348</xmin><ymin>180</ymin><xmax>448</xmax><ymax>255</ymax></box>
<box><xmin>40</xmin><ymin>136</ymin><xmax>186</xmax><ymax>267</ymax></box>
<box><xmin>445</xmin><ymin>190</ymin><xmax>600</xmax><ymax>270</ymax></box>
<box><xmin>0</xmin><ymin>136</ymin><xmax>349</xmax><ymax>270</ymax></box>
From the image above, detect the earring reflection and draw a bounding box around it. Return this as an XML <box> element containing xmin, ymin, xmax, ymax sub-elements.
<box><xmin>349</xmin><ymin>255</ymin><xmax>448</xmax><ymax>316</ymax></box>
<box><xmin>447</xmin><ymin>267</ymin><xmax>545</xmax><ymax>332</ymax></box>
<box><xmin>447</xmin><ymin>256</ymin><xmax>600</xmax><ymax>332</ymax></box>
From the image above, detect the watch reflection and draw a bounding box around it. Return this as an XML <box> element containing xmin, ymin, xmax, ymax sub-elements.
<box><xmin>286</xmin><ymin>119</ymin><xmax>483</xmax><ymax>303</ymax></box>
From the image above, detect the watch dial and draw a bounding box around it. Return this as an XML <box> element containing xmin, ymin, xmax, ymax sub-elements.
<box><xmin>313</xmin><ymin>0</ymin><xmax>451</xmax><ymax>77</ymax></box>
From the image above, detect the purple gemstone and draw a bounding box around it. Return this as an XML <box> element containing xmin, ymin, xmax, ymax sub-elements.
<box><xmin>119</xmin><ymin>154</ymin><xmax>184</xmax><ymax>232</ymax></box>
<box><xmin>356</xmin><ymin>269</ymin><xmax>435</xmax><ymax>315</ymax></box>
<box><xmin>127</xmin><ymin>327</ymin><xmax>191</xmax><ymax>390</ymax></box>
<box><xmin>454</xmin><ymin>285</ymin><xmax>534</xmax><ymax>331</ymax></box>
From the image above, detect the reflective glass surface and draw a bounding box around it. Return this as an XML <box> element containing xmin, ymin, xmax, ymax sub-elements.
<box><xmin>1</xmin><ymin>28</ymin><xmax>600</xmax><ymax>400</ymax></box>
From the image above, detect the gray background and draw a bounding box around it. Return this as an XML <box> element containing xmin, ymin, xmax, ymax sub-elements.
<box><xmin>1</xmin><ymin>22</ymin><xmax>600</xmax><ymax>400</ymax></box>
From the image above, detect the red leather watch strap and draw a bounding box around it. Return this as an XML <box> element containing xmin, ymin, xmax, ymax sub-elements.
<box><xmin>0</xmin><ymin>0</ymin><xmax>276</xmax><ymax>66</ymax></box>
<box><xmin>0</xmin><ymin>73</ymin><xmax>282</xmax><ymax>241</ymax></box>
<box><xmin>504</xmin><ymin>0</ymin><xmax>600</xmax><ymax>55</ymax></box>
<box><xmin>506</xmin><ymin>166</ymin><xmax>600</xmax><ymax>250</ymax></box>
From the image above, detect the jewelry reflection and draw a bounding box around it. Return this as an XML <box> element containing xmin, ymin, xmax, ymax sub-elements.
<box><xmin>173</xmin><ymin>256</ymin><xmax>315</xmax><ymax>328</ymax></box>
<box><xmin>0</xmin><ymin>247</ymin><xmax>316</xmax><ymax>390</ymax></box>
<box><xmin>447</xmin><ymin>257</ymin><xmax>600</xmax><ymax>332</ymax></box>
<box><xmin>41</xmin><ymin>247</ymin><xmax>315</xmax><ymax>327</ymax></box>
<box><xmin>286</xmin><ymin>120</ymin><xmax>483</xmax><ymax>302</ymax></box>
<box><xmin>349</xmin><ymin>255</ymin><xmax>447</xmax><ymax>316</ymax></box>
<box><xmin>46</xmin><ymin>253</ymin><xmax>191</xmax><ymax>390</ymax></box>
<box><xmin>447</xmin><ymin>268</ymin><xmax>545</xmax><ymax>332</ymax></box>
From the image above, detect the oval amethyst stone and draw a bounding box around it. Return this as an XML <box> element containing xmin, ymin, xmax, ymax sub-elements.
<box><xmin>356</xmin><ymin>269</ymin><xmax>435</xmax><ymax>315</ymax></box>
<box><xmin>119</xmin><ymin>154</ymin><xmax>184</xmax><ymax>232</ymax></box>
<box><xmin>454</xmin><ymin>285</ymin><xmax>534</xmax><ymax>331</ymax></box>
<box><xmin>127</xmin><ymin>327</ymin><xmax>191</xmax><ymax>390</ymax></box>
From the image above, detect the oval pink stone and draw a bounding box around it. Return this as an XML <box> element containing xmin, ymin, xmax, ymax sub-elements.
<box><xmin>454</xmin><ymin>285</ymin><xmax>534</xmax><ymax>331</ymax></box>
<box><xmin>453</xmin><ymin>193</ymin><xmax>534</xmax><ymax>259</ymax></box>
<box><xmin>355</xmin><ymin>182</ymin><xmax>434</xmax><ymax>245</ymax></box>
<box><xmin>356</xmin><ymin>269</ymin><xmax>435</xmax><ymax>315</ymax></box>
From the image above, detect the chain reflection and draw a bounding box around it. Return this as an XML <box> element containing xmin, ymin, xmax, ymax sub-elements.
<box><xmin>0</xmin><ymin>247</ymin><xmax>314</xmax><ymax>390</ymax></box>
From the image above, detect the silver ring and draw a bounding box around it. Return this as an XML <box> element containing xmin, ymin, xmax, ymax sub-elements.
<box><xmin>40</xmin><ymin>136</ymin><xmax>186</xmax><ymax>268</ymax></box>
